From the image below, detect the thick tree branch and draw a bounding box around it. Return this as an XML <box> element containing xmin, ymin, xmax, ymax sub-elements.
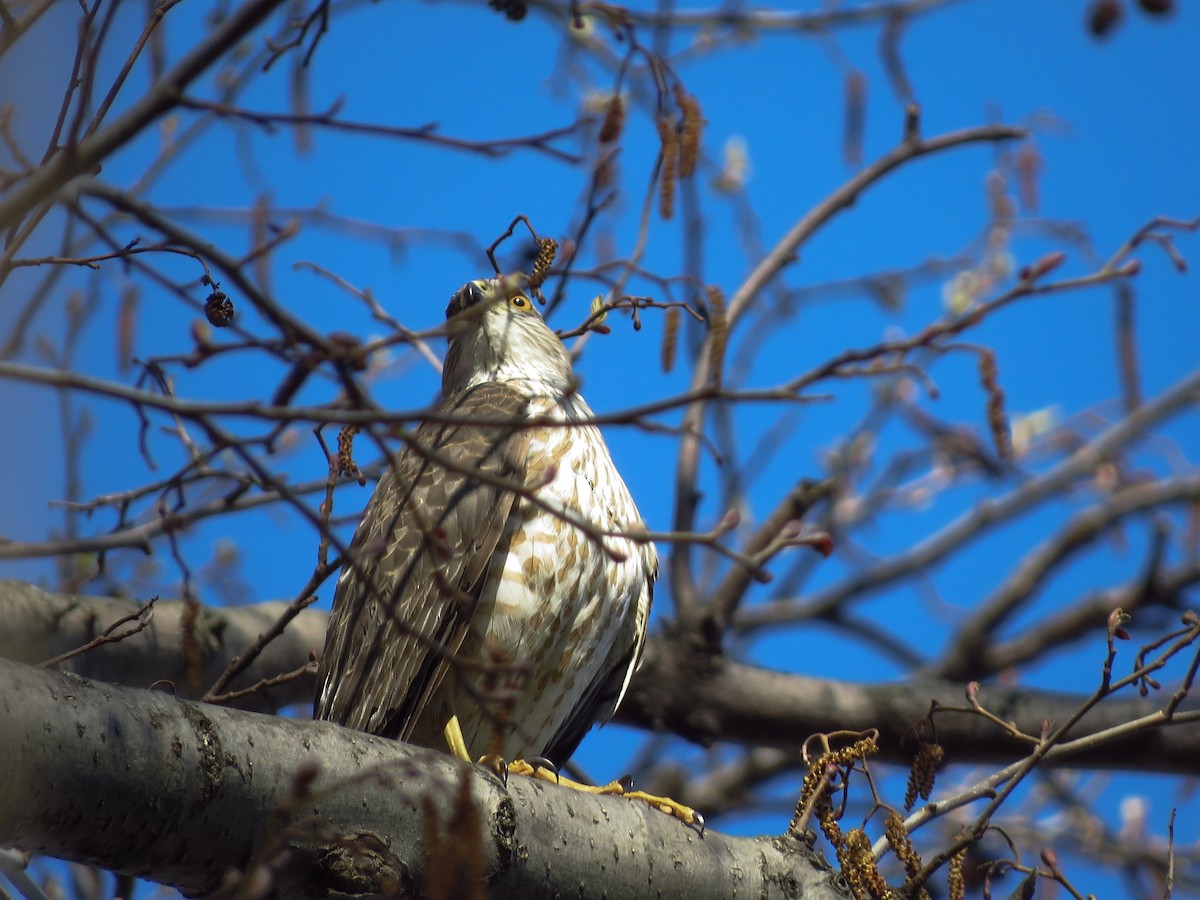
<box><xmin>620</xmin><ymin>638</ymin><xmax>1200</xmax><ymax>773</ymax></box>
<box><xmin>3</xmin><ymin>581</ymin><xmax>1196</xmax><ymax>774</ymax></box>
<box><xmin>0</xmin><ymin>658</ymin><xmax>847</xmax><ymax>899</ymax></box>
<box><xmin>0</xmin><ymin>580</ymin><xmax>325</xmax><ymax>714</ymax></box>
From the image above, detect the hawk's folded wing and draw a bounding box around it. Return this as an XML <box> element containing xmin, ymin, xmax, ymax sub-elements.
<box><xmin>315</xmin><ymin>381</ymin><xmax>531</xmax><ymax>739</ymax></box>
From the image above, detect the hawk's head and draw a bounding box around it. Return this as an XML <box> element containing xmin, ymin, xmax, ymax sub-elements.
<box><xmin>442</xmin><ymin>277</ymin><xmax>572</xmax><ymax>396</ymax></box>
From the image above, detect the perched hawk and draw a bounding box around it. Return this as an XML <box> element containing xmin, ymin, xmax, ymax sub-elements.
<box><xmin>315</xmin><ymin>276</ymin><xmax>657</xmax><ymax>767</ymax></box>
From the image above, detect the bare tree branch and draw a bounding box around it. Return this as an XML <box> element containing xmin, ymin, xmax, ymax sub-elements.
<box><xmin>0</xmin><ymin>657</ymin><xmax>848</xmax><ymax>900</ymax></box>
<box><xmin>738</xmin><ymin>366</ymin><xmax>1200</xmax><ymax>631</ymax></box>
<box><xmin>0</xmin><ymin>0</ymin><xmax>287</xmax><ymax>231</ymax></box>
<box><xmin>4</xmin><ymin>582</ymin><xmax>1196</xmax><ymax>773</ymax></box>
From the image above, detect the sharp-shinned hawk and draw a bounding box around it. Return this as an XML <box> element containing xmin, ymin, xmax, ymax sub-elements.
<box><xmin>315</xmin><ymin>276</ymin><xmax>657</xmax><ymax>769</ymax></box>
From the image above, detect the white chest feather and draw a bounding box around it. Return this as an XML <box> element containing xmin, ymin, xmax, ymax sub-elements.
<box><xmin>463</xmin><ymin>390</ymin><xmax>655</xmax><ymax>756</ymax></box>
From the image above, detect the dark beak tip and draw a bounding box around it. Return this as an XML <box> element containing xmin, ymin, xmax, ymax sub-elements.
<box><xmin>445</xmin><ymin>280</ymin><xmax>486</xmax><ymax>320</ymax></box>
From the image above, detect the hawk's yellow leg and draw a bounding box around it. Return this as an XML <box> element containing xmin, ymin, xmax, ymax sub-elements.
<box><xmin>442</xmin><ymin>716</ymin><xmax>701</xmax><ymax>830</ymax></box>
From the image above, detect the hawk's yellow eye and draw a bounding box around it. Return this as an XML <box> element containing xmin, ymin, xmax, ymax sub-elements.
<box><xmin>508</xmin><ymin>294</ymin><xmax>531</xmax><ymax>311</ymax></box>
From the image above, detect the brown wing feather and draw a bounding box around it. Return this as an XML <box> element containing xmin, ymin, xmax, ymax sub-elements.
<box><xmin>314</xmin><ymin>382</ymin><xmax>531</xmax><ymax>738</ymax></box>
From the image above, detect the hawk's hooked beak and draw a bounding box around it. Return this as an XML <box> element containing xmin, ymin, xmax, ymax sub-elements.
<box><xmin>445</xmin><ymin>279</ymin><xmax>490</xmax><ymax>321</ymax></box>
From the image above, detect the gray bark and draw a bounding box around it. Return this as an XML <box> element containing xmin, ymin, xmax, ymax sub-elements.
<box><xmin>3</xmin><ymin>580</ymin><xmax>1196</xmax><ymax>773</ymax></box>
<box><xmin>0</xmin><ymin>657</ymin><xmax>847</xmax><ymax>899</ymax></box>
<box><xmin>0</xmin><ymin>579</ymin><xmax>324</xmax><ymax>713</ymax></box>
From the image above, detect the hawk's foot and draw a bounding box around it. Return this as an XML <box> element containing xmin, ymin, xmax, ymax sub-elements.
<box><xmin>512</xmin><ymin>761</ymin><xmax>703</xmax><ymax>831</ymax></box>
<box><xmin>571</xmin><ymin>779</ymin><xmax>702</xmax><ymax>831</ymax></box>
<box><xmin>442</xmin><ymin>717</ymin><xmax>701</xmax><ymax>831</ymax></box>
<box><xmin>441</xmin><ymin>717</ymin><xmax>552</xmax><ymax>786</ymax></box>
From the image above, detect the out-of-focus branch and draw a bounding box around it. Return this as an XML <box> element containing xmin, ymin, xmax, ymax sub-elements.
<box><xmin>551</xmin><ymin>0</ymin><xmax>967</xmax><ymax>32</ymax></box>
<box><xmin>934</xmin><ymin>474</ymin><xmax>1200</xmax><ymax>680</ymax></box>
<box><xmin>706</xmin><ymin>479</ymin><xmax>835</xmax><ymax>634</ymax></box>
<box><xmin>0</xmin><ymin>467</ymin><xmax>342</xmax><ymax>561</ymax></box>
<box><xmin>670</xmin><ymin>115</ymin><xmax>1025</xmax><ymax>627</ymax></box>
<box><xmin>738</xmin><ymin>366</ymin><xmax>1200</xmax><ymax>631</ymax></box>
<box><xmin>176</xmin><ymin>96</ymin><xmax>589</xmax><ymax>163</ymax></box>
<box><xmin>978</xmin><ymin>560</ymin><xmax>1200</xmax><ymax>676</ymax></box>
<box><xmin>0</xmin><ymin>0</ymin><xmax>57</xmax><ymax>58</ymax></box>
<box><xmin>78</xmin><ymin>179</ymin><xmax>334</xmax><ymax>353</ymax></box>
<box><xmin>0</xmin><ymin>0</ymin><xmax>287</xmax><ymax>231</ymax></box>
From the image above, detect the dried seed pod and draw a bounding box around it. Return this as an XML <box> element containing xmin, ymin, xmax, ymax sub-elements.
<box><xmin>1137</xmin><ymin>0</ymin><xmax>1173</xmax><ymax>14</ymax></box>
<box><xmin>204</xmin><ymin>290</ymin><xmax>234</xmax><ymax>327</ymax></box>
<box><xmin>330</xmin><ymin>331</ymin><xmax>368</xmax><ymax>372</ymax></box>
<box><xmin>1087</xmin><ymin>0</ymin><xmax>1123</xmax><ymax>37</ymax></box>
<box><xmin>487</xmin><ymin>0</ymin><xmax>526</xmax><ymax>21</ymax></box>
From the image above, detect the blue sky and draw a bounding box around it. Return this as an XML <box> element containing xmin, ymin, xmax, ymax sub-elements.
<box><xmin>2</xmin><ymin>0</ymin><xmax>1198</xmax><ymax>895</ymax></box>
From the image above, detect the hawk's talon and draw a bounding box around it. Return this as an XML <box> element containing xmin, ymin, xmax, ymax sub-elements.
<box><xmin>506</xmin><ymin>757</ymin><xmax>560</xmax><ymax>784</ymax></box>
<box><xmin>525</xmin><ymin>757</ymin><xmax>560</xmax><ymax>782</ymax></box>
<box><xmin>478</xmin><ymin>754</ymin><xmax>510</xmax><ymax>787</ymax></box>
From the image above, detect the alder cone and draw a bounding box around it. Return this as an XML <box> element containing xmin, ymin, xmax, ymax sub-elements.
<box><xmin>1087</xmin><ymin>0</ymin><xmax>1123</xmax><ymax>37</ymax></box>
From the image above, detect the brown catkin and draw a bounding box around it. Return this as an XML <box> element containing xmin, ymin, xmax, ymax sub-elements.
<box><xmin>843</xmin><ymin>70</ymin><xmax>866</xmax><ymax>167</ymax></box>
<box><xmin>337</xmin><ymin>425</ymin><xmax>365</xmax><ymax>484</ymax></box>
<box><xmin>706</xmin><ymin>286</ymin><xmax>726</xmax><ymax>387</ymax></box>
<box><xmin>793</xmin><ymin>735</ymin><xmax>880</xmax><ymax>841</ymax></box>
<box><xmin>978</xmin><ymin>350</ymin><xmax>1011</xmax><ymax>458</ymax></box>
<box><xmin>661</xmin><ymin>306</ymin><xmax>680</xmax><ymax>373</ymax></box>
<box><xmin>117</xmin><ymin>284</ymin><xmax>138</xmax><ymax>373</ymax></box>
<box><xmin>530</xmin><ymin>237</ymin><xmax>558</xmax><ymax>289</ymax></box>
<box><xmin>904</xmin><ymin>741</ymin><xmax>943</xmax><ymax>810</ymax></box>
<box><xmin>884</xmin><ymin>812</ymin><xmax>925</xmax><ymax>892</ymax></box>
<box><xmin>947</xmin><ymin>841</ymin><xmax>967</xmax><ymax>900</ymax></box>
<box><xmin>817</xmin><ymin>795</ymin><xmax>843</xmax><ymax>852</ymax></box>
<box><xmin>656</xmin><ymin>115</ymin><xmax>677</xmax><ymax>220</ymax></box>
<box><xmin>841</xmin><ymin>828</ymin><xmax>893</xmax><ymax>900</ymax></box>
<box><xmin>598</xmin><ymin>94</ymin><xmax>624</xmax><ymax>144</ymax></box>
<box><xmin>674</xmin><ymin>84</ymin><xmax>702</xmax><ymax>178</ymax></box>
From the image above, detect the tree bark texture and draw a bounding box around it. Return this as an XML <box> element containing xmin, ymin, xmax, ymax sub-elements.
<box><xmin>0</xmin><ymin>657</ymin><xmax>849</xmax><ymax>899</ymax></box>
<box><xmin>2</xmin><ymin>581</ymin><xmax>1195</xmax><ymax>773</ymax></box>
